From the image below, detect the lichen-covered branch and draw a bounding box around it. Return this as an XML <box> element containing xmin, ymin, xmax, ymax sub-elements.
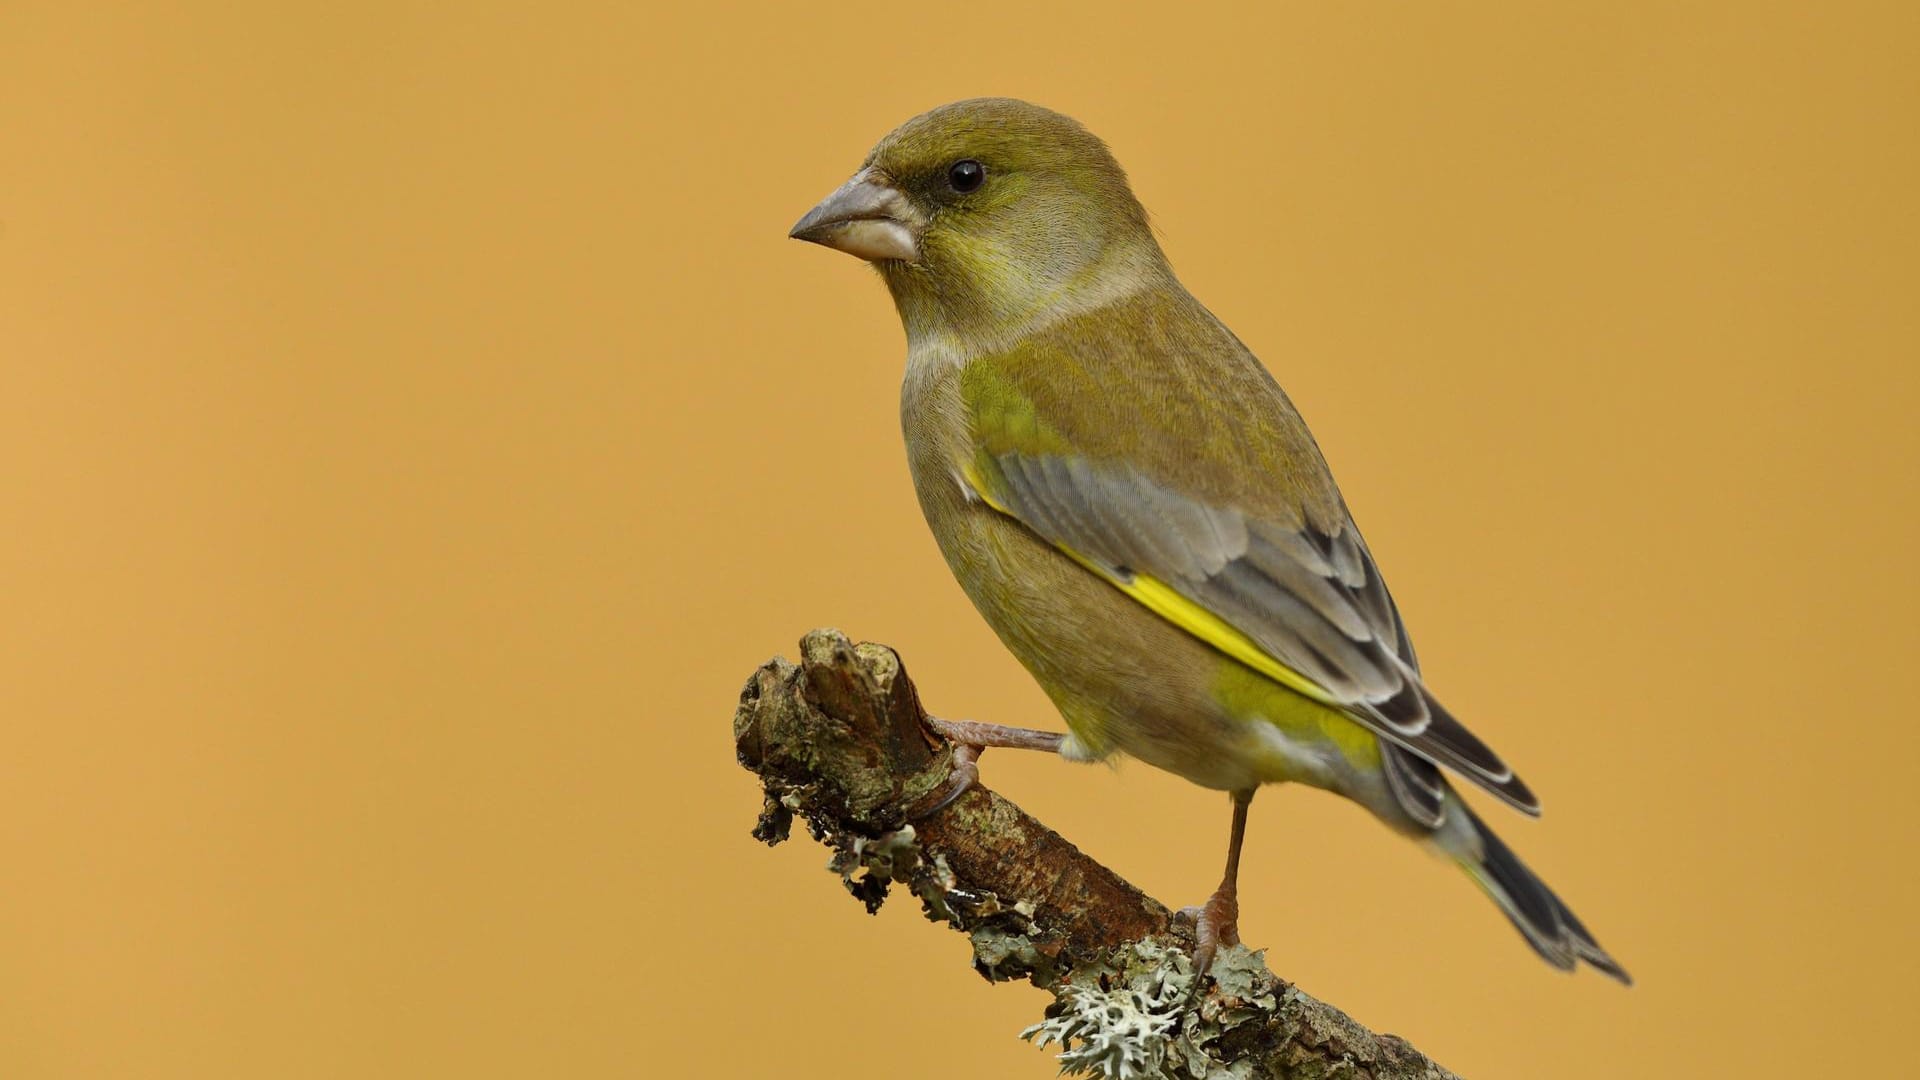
<box><xmin>734</xmin><ymin>628</ymin><xmax>1462</xmax><ymax>1080</ymax></box>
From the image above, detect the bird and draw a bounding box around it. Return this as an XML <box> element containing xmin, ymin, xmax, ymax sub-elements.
<box><xmin>788</xmin><ymin>97</ymin><xmax>1628</xmax><ymax>984</ymax></box>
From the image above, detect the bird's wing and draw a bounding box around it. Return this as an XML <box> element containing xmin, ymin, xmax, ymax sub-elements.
<box><xmin>955</xmin><ymin>312</ymin><xmax>1537</xmax><ymax>818</ymax></box>
<box><xmin>1349</xmin><ymin>532</ymin><xmax>1456</xmax><ymax>829</ymax></box>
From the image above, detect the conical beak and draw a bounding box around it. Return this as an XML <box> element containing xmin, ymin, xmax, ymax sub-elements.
<box><xmin>789</xmin><ymin>168</ymin><xmax>921</xmax><ymax>263</ymax></box>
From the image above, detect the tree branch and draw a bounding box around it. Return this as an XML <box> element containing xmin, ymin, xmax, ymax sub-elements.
<box><xmin>734</xmin><ymin>628</ymin><xmax>1462</xmax><ymax>1080</ymax></box>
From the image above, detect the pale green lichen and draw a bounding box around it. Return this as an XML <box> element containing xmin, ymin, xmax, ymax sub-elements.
<box><xmin>830</xmin><ymin>823</ymin><xmax>927</xmax><ymax>913</ymax></box>
<box><xmin>1022</xmin><ymin>940</ymin><xmax>1192</xmax><ymax>1078</ymax></box>
<box><xmin>966</xmin><ymin>929</ymin><xmax>1046</xmax><ymax>980</ymax></box>
<box><xmin>825</xmin><ymin>824</ymin><xmax>974</xmax><ymax>930</ymax></box>
<box><xmin>1022</xmin><ymin>941</ymin><xmax>1285</xmax><ymax>1080</ymax></box>
<box><xmin>1172</xmin><ymin>945</ymin><xmax>1278</xmax><ymax>1080</ymax></box>
<box><xmin>850</xmin><ymin>825</ymin><xmax>921</xmax><ymax>879</ymax></box>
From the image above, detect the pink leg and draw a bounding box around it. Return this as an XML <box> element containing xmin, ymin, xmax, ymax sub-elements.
<box><xmin>1191</xmin><ymin>788</ymin><xmax>1254</xmax><ymax>977</ymax></box>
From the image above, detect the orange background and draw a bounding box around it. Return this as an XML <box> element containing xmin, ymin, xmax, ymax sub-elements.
<box><xmin>3</xmin><ymin>3</ymin><xmax>1915</xmax><ymax>1077</ymax></box>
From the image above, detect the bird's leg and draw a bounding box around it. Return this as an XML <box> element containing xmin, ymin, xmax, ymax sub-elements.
<box><xmin>1190</xmin><ymin>788</ymin><xmax>1255</xmax><ymax>978</ymax></box>
<box><xmin>925</xmin><ymin>717</ymin><xmax>1067</xmax><ymax>753</ymax></box>
<box><xmin>907</xmin><ymin>717</ymin><xmax>1065</xmax><ymax>820</ymax></box>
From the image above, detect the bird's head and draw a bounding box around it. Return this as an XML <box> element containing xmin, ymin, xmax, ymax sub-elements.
<box><xmin>790</xmin><ymin>98</ymin><xmax>1170</xmax><ymax>350</ymax></box>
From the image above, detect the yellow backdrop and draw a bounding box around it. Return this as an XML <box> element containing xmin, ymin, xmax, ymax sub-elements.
<box><xmin>3</xmin><ymin>3</ymin><xmax>1915</xmax><ymax>1077</ymax></box>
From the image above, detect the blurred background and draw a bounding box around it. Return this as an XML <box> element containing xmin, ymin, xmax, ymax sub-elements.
<box><xmin>2</xmin><ymin>3</ymin><xmax>1915</xmax><ymax>1077</ymax></box>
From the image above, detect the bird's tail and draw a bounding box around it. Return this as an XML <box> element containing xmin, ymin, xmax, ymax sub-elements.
<box><xmin>1440</xmin><ymin>798</ymin><xmax>1632</xmax><ymax>985</ymax></box>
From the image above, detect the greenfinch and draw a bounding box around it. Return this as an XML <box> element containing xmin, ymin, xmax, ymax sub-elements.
<box><xmin>791</xmin><ymin>98</ymin><xmax>1627</xmax><ymax>983</ymax></box>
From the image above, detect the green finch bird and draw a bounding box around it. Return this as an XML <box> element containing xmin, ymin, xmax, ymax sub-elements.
<box><xmin>789</xmin><ymin>98</ymin><xmax>1628</xmax><ymax>984</ymax></box>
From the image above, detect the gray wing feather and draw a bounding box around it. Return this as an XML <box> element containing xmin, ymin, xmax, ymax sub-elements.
<box><xmin>1384</xmin><ymin>747</ymin><xmax>1448</xmax><ymax>828</ymax></box>
<box><xmin>989</xmin><ymin>452</ymin><xmax>1539</xmax><ymax>817</ymax></box>
<box><xmin>1358</xmin><ymin>536</ymin><xmax>1451</xmax><ymax>829</ymax></box>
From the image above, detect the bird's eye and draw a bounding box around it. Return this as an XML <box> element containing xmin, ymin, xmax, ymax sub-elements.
<box><xmin>947</xmin><ymin>159</ymin><xmax>985</xmax><ymax>194</ymax></box>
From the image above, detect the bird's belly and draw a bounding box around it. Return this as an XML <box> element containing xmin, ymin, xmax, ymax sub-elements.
<box><xmin>900</xmin><ymin>357</ymin><xmax>1376</xmax><ymax>795</ymax></box>
<box><xmin>933</xmin><ymin>497</ymin><xmax>1372</xmax><ymax>793</ymax></box>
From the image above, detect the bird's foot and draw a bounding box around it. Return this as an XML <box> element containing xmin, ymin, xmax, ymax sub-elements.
<box><xmin>904</xmin><ymin>717</ymin><xmax>1065</xmax><ymax>822</ymax></box>
<box><xmin>1185</xmin><ymin>884</ymin><xmax>1241</xmax><ymax>979</ymax></box>
<box><xmin>905</xmin><ymin>741</ymin><xmax>981</xmax><ymax>821</ymax></box>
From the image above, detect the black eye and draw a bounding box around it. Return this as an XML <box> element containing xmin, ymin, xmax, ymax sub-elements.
<box><xmin>947</xmin><ymin>159</ymin><xmax>985</xmax><ymax>193</ymax></box>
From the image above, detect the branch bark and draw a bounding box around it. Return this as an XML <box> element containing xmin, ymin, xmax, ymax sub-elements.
<box><xmin>734</xmin><ymin>628</ymin><xmax>1461</xmax><ymax>1080</ymax></box>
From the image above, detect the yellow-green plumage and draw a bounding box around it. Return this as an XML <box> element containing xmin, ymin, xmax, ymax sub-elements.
<box><xmin>791</xmin><ymin>97</ymin><xmax>1628</xmax><ymax>983</ymax></box>
<box><xmin>910</xmin><ymin>286</ymin><xmax>1373</xmax><ymax>793</ymax></box>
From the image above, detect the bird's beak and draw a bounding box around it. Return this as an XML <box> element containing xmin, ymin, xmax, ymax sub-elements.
<box><xmin>789</xmin><ymin>168</ymin><xmax>921</xmax><ymax>264</ymax></box>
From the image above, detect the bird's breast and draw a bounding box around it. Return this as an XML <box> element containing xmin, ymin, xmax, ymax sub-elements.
<box><xmin>896</xmin><ymin>352</ymin><xmax>1268</xmax><ymax>788</ymax></box>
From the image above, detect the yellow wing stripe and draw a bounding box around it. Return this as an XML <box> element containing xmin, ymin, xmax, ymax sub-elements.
<box><xmin>1115</xmin><ymin>570</ymin><xmax>1340</xmax><ymax>705</ymax></box>
<box><xmin>963</xmin><ymin>462</ymin><xmax>1340</xmax><ymax>707</ymax></box>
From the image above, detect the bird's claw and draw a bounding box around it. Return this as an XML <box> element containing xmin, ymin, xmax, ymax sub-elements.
<box><xmin>904</xmin><ymin>742</ymin><xmax>982</xmax><ymax>822</ymax></box>
<box><xmin>1188</xmin><ymin>886</ymin><xmax>1241</xmax><ymax>980</ymax></box>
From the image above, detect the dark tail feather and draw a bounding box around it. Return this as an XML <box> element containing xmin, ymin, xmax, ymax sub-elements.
<box><xmin>1455</xmin><ymin>803</ymin><xmax>1632</xmax><ymax>985</ymax></box>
